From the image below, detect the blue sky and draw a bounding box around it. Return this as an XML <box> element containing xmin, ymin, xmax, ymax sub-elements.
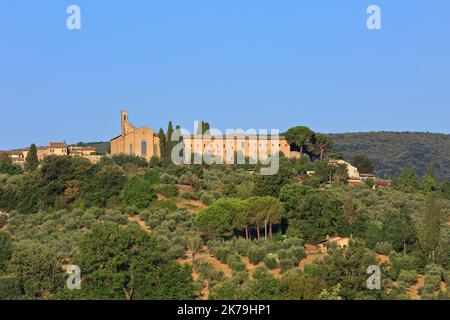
<box><xmin>1</xmin><ymin>1</ymin><xmax>449</xmax><ymax>150</ymax></box>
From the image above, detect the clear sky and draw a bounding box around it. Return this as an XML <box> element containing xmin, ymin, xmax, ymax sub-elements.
<box><xmin>1</xmin><ymin>1</ymin><xmax>449</xmax><ymax>150</ymax></box>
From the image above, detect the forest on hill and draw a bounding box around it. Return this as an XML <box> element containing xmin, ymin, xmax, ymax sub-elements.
<box><xmin>331</xmin><ymin>132</ymin><xmax>450</xmax><ymax>180</ymax></box>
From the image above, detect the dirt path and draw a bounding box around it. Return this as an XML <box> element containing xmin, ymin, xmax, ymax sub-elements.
<box><xmin>408</xmin><ymin>276</ymin><xmax>424</xmax><ymax>300</ymax></box>
<box><xmin>128</xmin><ymin>215</ymin><xmax>153</xmax><ymax>233</ymax></box>
<box><xmin>299</xmin><ymin>253</ymin><xmax>326</xmax><ymax>269</ymax></box>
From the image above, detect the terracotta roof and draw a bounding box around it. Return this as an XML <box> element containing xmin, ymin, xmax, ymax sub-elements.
<box><xmin>49</xmin><ymin>142</ymin><xmax>67</xmax><ymax>148</ymax></box>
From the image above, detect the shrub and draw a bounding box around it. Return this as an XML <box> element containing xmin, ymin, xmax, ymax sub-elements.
<box><xmin>160</xmin><ymin>173</ymin><xmax>177</xmax><ymax>184</ymax></box>
<box><xmin>0</xmin><ymin>274</ymin><xmax>21</xmax><ymax>300</ymax></box>
<box><xmin>214</xmin><ymin>247</ymin><xmax>232</xmax><ymax>264</ymax></box>
<box><xmin>279</xmin><ymin>257</ymin><xmax>297</xmax><ymax>273</ymax></box>
<box><xmin>234</xmin><ymin>239</ymin><xmax>251</xmax><ymax>256</ymax></box>
<box><xmin>422</xmin><ymin>275</ymin><xmax>441</xmax><ymax>294</ymax></box>
<box><xmin>398</xmin><ymin>270</ymin><xmax>418</xmax><ymax>285</ymax></box>
<box><xmin>197</xmin><ymin>261</ymin><xmax>224</xmax><ymax>284</ymax></box>
<box><xmin>120</xmin><ymin>176</ymin><xmax>157</xmax><ymax>209</ymax></box>
<box><xmin>0</xmin><ymin>214</ymin><xmax>7</xmax><ymax>228</ymax></box>
<box><xmin>227</xmin><ymin>253</ymin><xmax>246</xmax><ymax>272</ymax></box>
<box><xmin>144</xmin><ymin>169</ymin><xmax>160</xmax><ymax>185</ymax></box>
<box><xmin>288</xmin><ymin>246</ymin><xmax>307</xmax><ymax>263</ymax></box>
<box><xmin>264</xmin><ymin>255</ymin><xmax>278</xmax><ymax>270</ymax></box>
<box><xmin>157</xmin><ymin>184</ymin><xmax>179</xmax><ymax>198</ymax></box>
<box><xmin>374</xmin><ymin>242</ymin><xmax>393</xmax><ymax>255</ymax></box>
<box><xmin>200</xmin><ymin>193</ymin><xmax>214</xmax><ymax>206</ymax></box>
<box><xmin>282</xmin><ymin>237</ymin><xmax>305</xmax><ymax>249</ymax></box>
<box><xmin>248</xmin><ymin>246</ymin><xmax>266</xmax><ymax>265</ymax></box>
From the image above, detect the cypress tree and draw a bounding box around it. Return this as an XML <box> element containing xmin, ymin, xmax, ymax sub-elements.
<box><xmin>166</xmin><ymin>121</ymin><xmax>174</xmax><ymax>158</ymax></box>
<box><xmin>422</xmin><ymin>165</ymin><xmax>438</xmax><ymax>193</ymax></box>
<box><xmin>418</xmin><ymin>192</ymin><xmax>442</xmax><ymax>261</ymax></box>
<box><xmin>159</xmin><ymin>128</ymin><xmax>167</xmax><ymax>159</ymax></box>
<box><xmin>25</xmin><ymin>144</ymin><xmax>38</xmax><ymax>171</ymax></box>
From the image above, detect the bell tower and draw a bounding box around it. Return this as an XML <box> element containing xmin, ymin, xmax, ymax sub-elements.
<box><xmin>121</xmin><ymin>110</ymin><xmax>129</xmax><ymax>136</ymax></box>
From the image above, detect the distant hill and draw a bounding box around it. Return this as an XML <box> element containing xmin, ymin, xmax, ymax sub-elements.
<box><xmin>331</xmin><ymin>132</ymin><xmax>450</xmax><ymax>180</ymax></box>
<box><xmin>72</xmin><ymin>141</ymin><xmax>110</xmax><ymax>155</ymax></box>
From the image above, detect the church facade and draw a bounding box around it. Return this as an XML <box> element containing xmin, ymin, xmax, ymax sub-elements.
<box><xmin>110</xmin><ymin>111</ymin><xmax>161</xmax><ymax>159</ymax></box>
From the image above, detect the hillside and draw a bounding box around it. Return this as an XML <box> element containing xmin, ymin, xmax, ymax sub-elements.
<box><xmin>332</xmin><ymin>132</ymin><xmax>450</xmax><ymax>180</ymax></box>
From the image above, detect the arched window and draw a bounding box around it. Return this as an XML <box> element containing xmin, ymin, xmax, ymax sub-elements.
<box><xmin>129</xmin><ymin>144</ymin><xmax>133</xmax><ymax>154</ymax></box>
<box><xmin>141</xmin><ymin>140</ymin><xmax>147</xmax><ymax>157</ymax></box>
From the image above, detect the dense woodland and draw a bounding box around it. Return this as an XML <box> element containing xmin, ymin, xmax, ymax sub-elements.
<box><xmin>0</xmin><ymin>126</ymin><xmax>449</xmax><ymax>300</ymax></box>
<box><xmin>332</xmin><ymin>132</ymin><xmax>450</xmax><ymax>180</ymax></box>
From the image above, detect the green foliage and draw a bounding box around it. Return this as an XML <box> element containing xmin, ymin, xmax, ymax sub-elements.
<box><xmin>227</xmin><ymin>253</ymin><xmax>246</xmax><ymax>272</ymax></box>
<box><xmin>243</xmin><ymin>267</ymin><xmax>279</xmax><ymax>300</ymax></box>
<box><xmin>0</xmin><ymin>231</ymin><xmax>12</xmax><ymax>272</ymax></box>
<box><xmin>289</xmin><ymin>190</ymin><xmax>343</xmax><ymax>243</ymax></box>
<box><xmin>351</xmin><ymin>155</ymin><xmax>374</xmax><ymax>174</ymax></box>
<box><xmin>264</xmin><ymin>255</ymin><xmax>278</xmax><ymax>270</ymax></box>
<box><xmin>279</xmin><ymin>257</ymin><xmax>297</xmax><ymax>273</ymax></box>
<box><xmin>332</xmin><ymin>132</ymin><xmax>450</xmax><ymax>180</ymax></box>
<box><xmin>417</xmin><ymin>193</ymin><xmax>442</xmax><ymax>257</ymax></box>
<box><xmin>144</xmin><ymin>169</ymin><xmax>160</xmax><ymax>185</ymax></box>
<box><xmin>8</xmin><ymin>243</ymin><xmax>64</xmax><ymax>299</ymax></box>
<box><xmin>285</xmin><ymin>126</ymin><xmax>315</xmax><ymax>156</ymax></box>
<box><xmin>75</xmin><ymin>223</ymin><xmax>194</xmax><ymax>300</ymax></box>
<box><xmin>398</xmin><ymin>270</ymin><xmax>418</xmax><ymax>285</ymax></box>
<box><xmin>314</xmin><ymin>134</ymin><xmax>333</xmax><ymax>160</ymax></box>
<box><xmin>120</xmin><ymin>176</ymin><xmax>157</xmax><ymax>209</ymax></box>
<box><xmin>247</xmin><ymin>246</ymin><xmax>266</xmax><ymax>265</ymax></box>
<box><xmin>156</xmin><ymin>184</ymin><xmax>179</xmax><ymax>198</ymax></box>
<box><xmin>195</xmin><ymin>199</ymin><xmax>237</xmax><ymax>239</ymax></box>
<box><xmin>0</xmin><ymin>274</ymin><xmax>21</xmax><ymax>300</ymax></box>
<box><xmin>391</xmin><ymin>167</ymin><xmax>420</xmax><ymax>193</ymax></box>
<box><xmin>0</xmin><ymin>162</ymin><xmax>22</xmax><ymax>175</ymax></box>
<box><xmin>25</xmin><ymin>144</ymin><xmax>39</xmax><ymax>172</ymax></box>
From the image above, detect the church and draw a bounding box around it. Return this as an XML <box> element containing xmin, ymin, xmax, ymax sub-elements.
<box><xmin>110</xmin><ymin>111</ymin><xmax>161</xmax><ymax>159</ymax></box>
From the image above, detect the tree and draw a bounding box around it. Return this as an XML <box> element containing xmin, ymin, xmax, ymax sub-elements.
<box><xmin>243</xmin><ymin>267</ymin><xmax>280</xmax><ymax>300</ymax></box>
<box><xmin>8</xmin><ymin>243</ymin><xmax>64</xmax><ymax>299</ymax></box>
<box><xmin>257</xmin><ymin>197</ymin><xmax>284</xmax><ymax>240</ymax></box>
<box><xmin>25</xmin><ymin>144</ymin><xmax>39</xmax><ymax>171</ymax></box>
<box><xmin>314</xmin><ymin>134</ymin><xmax>333</xmax><ymax>160</ymax></box>
<box><xmin>159</xmin><ymin>128</ymin><xmax>167</xmax><ymax>159</ymax></box>
<box><xmin>0</xmin><ymin>231</ymin><xmax>12</xmax><ymax>272</ymax></box>
<box><xmin>120</xmin><ymin>176</ymin><xmax>157</xmax><ymax>209</ymax></box>
<box><xmin>422</xmin><ymin>165</ymin><xmax>438</xmax><ymax>193</ymax></box>
<box><xmin>186</xmin><ymin>233</ymin><xmax>203</xmax><ymax>271</ymax></box>
<box><xmin>291</xmin><ymin>191</ymin><xmax>343</xmax><ymax>243</ymax></box>
<box><xmin>166</xmin><ymin>121</ymin><xmax>175</xmax><ymax>157</ymax></box>
<box><xmin>417</xmin><ymin>193</ymin><xmax>442</xmax><ymax>261</ymax></box>
<box><xmin>285</xmin><ymin>126</ymin><xmax>315</xmax><ymax>157</ymax></box>
<box><xmin>391</xmin><ymin>166</ymin><xmax>420</xmax><ymax>193</ymax></box>
<box><xmin>195</xmin><ymin>199</ymin><xmax>237</xmax><ymax>239</ymax></box>
<box><xmin>351</xmin><ymin>155</ymin><xmax>374</xmax><ymax>174</ymax></box>
<box><xmin>75</xmin><ymin>223</ymin><xmax>195</xmax><ymax>300</ymax></box>
<box><xmin>234</xmin><ymin>200</ymin><xmax>252</xmax><ymax>240</ymax></box>
<box><xmin>381</xmin><ymin>209</ymin><xmax>416</xmax><ymax>253</ymax></box>
<box><xmin>0</xmin><ymin>153</ymin><xmax>11</xmax><ymax>164</ymax></box>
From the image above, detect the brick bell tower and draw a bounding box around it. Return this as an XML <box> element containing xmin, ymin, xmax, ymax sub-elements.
<box><xmin>121</xmin><ymin>110</ymin><xmax>129</xmax><ymax>136</ymax></box>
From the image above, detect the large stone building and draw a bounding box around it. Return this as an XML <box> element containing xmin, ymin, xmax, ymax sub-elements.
<box><xmin>110</xmin><ymin>111</ymin><xmax>161</xmax><ymax>159</ymax></box>
<box><xmin>110</xmin><ymin>110</ymin><xmax>297</xmax><ymax>161</ymax></box>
